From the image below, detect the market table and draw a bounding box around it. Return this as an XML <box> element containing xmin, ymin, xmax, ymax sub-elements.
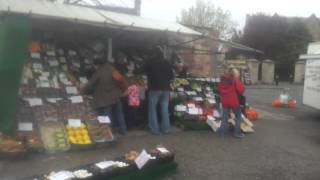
<box><xmin>22</xmin><ymin>150</ymin><xmax>177</xmax><ymax>180</ymax></box>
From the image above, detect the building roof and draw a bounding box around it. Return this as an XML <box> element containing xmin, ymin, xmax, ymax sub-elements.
<box><xmin>0</xmin><ymin>0</ymin><xmax>201</xmax><ymax>35</ymax></box>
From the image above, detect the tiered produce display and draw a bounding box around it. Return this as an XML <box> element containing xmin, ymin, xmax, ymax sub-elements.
<box><xmin>1</xmin><ymin>40</ymin><xmax>119</xmax><ymax>156</ymax></box>
<box><xmin>171</xmin><ymin>78</ymin><xmax>256</xmax><ymax>132</ymax></box>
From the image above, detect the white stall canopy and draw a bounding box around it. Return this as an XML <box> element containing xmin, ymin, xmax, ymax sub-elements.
<box><xmin>0</xmin><ymin>0</ymin><xmax>201</xmax><ymax>36</ymax></box>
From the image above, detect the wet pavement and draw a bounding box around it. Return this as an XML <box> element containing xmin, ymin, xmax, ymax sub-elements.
<box><xmin>1</xmin><ymin>84</ymin><xmax>320</xmax><ymax>180</ymax></box>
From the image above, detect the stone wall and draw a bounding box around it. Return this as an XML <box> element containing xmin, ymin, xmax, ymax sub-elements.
<box><xmin>261</xmin><ymin>60</ymin><xmax>275</xmax><ymax>84</ymax></box>
<box><xmin>247</xmin><ymin>59</ymin><xmax>259</xmax><ymax>84</ymax></box>
<box><xmin>294</xmin><ymin>60</ymin><xmax>306</xmax><ymax>83</ymax></box>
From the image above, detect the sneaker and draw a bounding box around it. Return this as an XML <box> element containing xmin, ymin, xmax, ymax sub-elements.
<box><xmin>234</xmin><ymin>133</ymin><xmax>245</xmax><ymax>138</ymax></box>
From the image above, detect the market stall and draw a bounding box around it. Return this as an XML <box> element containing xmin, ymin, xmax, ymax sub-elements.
<box><xmin>0</xmin><ymin>0</ymin><xmax>202</xmax><ymax>156</ymax></box>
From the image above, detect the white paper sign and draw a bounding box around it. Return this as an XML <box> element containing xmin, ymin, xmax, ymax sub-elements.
<box><xmin>208</xmin><ymin>98</ymin><xmax>216</xmax><ymax>104</ymax></box>
<box><xmin>194</xmin><ymin>97</ymin><xmax>204</xmax><ymax>101</ymax></box>
<box><xmin>62</xmin><ymin>65</ymin><xmax>68</xmax><ymax>71</ymax></box>
<box><xmin>98</xmin><ymin>116</ymin><xmax>111</xmax><ymax>124</ymax></box>
<box><xmin>46</xmin><ymin>51</ymin><xmax>56</xmax><ymax>56</ymax></box>
<box><xmin>95</xmin><ymin>161</ymin><xmax>116</xmax><ymax>170</ymax></box>
<box><xmin>157</xmin><ymin>147</ymin><xmax>170</xmax><ymax>154</ymax></box>
<box><xmin>31</xmin><ymin>52</ymin><xmax>41</xmax><ymax>59</ymax></box>
<box><xmin>27</xmin><ymin>98</ymin><xmax>43</xmax><ymax>107</ymax></box>
<box><xmin>79</xmin><ymin>77</ymin><xmax>88</xmax><ymax>84</ymax></box>
<box><xmin>48</xmin><ymin>171</ymin><xmax>74</xmax><ymax>180</ymax></box>
<box><xmin>73</xmin><ymin>62</ymin><xmax>81</xmax><ymax>68</ymax></box>
<box><xmin>95</xmin><ymin>161</ymin><xmax>129</xmax><ymax>170</ymax></box>
<box><xmin>33</xmin><ymin>63</ymin><xmax>42</xmax><ymax>70</ymax></box>
<box><xmin>187</xmin><ymin>103</ymin><xmax>196</xmax><ymax>108</ymax></box>
<box><xmin>213</xmin><ymin>110</ymin><xmax>221</xmax><ymax>118</ymax></box>
<box><xmin>49</xmin><ymin>60</ymin><xmax>59</xmax><ymax>67</ymax></box>
<box><xmin>39</xmin><ymin>76</ymin><xmax>49</xmax><ymax>81</ymax></box>
<box><xmin>188</xmin><ymin>108</ymin><xmax>200</xmax><ymax>115</ymax></box>
<box><xmin>68</xmin><ymin>119</ymin><xmax>81</xmax><ymax>128</ymax></box>
<box><xmin>47</xmin><ymin>98</ymin><xmax>62</xmax><ymax>103</ymax></box>
<box><xmin>135</xmin><ymin>150</ymin><xmax>151</xmax><ymax>169</ymax></box>
<box><xmin>41</xmin><ymin>72</ymin><xmax>50</xmax><ymax>77</ymax></box>
<box><xmin>40</xmin><ymin>81</ymin><xmax>50</xmax><ymax>88</ymax></box>
<box><xmin>18</xmin><ymin>122</ymin><xmax>33</xmax><ymax>131</ymax></box>
<box><xmin>207</xmin><ymin>115</ymin><xmax>216</xmax><ymax>121</ymax></box>
<box><xmin>175</xmin><ymin>105</ymin><xmax>187</xmax><ymax>112</ymax></box>
<box><xmin>66</xmin><ymin>86</ymin><xmax>78</xmax><ymax>94</ymax></box>
<box><xmin>68</xmin><ymin>50</ymin><xmax>77</xmax><ymax>56</ymax></box>
<box><xmin>206</xmin><ymin>118</ymin><xmax>221</xmax><ymax>132</ymax></box>
<box><xmin>69</xmin><ymin>96</ymin><xmax>83</xmax><ymax>103</ymax></box>
<box><xmin>84</xmin><ymin>59</ymin><xmax>92</xmax><ymax>64</ymax></box>
<box><xmin>177</xmin><ymin>87</ymin><xmax>184</xmax><ymax>92</ymax></box>
<box><xmin>59</xmin><ymin>57</ymin><xmax>67</xmax><ymax>63</ymax></box>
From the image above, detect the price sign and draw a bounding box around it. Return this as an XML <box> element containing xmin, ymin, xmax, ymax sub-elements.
<box><xmin>47</xmin><ymin>98</ymin><xmax>62</xmax><ymax>103</ymax></box>
<box><xmin>33</xmin><ymin>63</ymin><xmax>42</xmax><ymax>69</ymax></box>
<box><xmin>208</xmin><ymin>98</ymin><xmax>216</xmax><ymax>104</ymax></box>
<box><xmin>46</xmin><ymin>50</ymin><xmax>56</xmax><ymax>56</ymax></box>
<box><xmin>177</xmin><ymin>87</ymin><xmax>184</xmax><ymax>92</ymax></box>
<box><xmin>49</xmin><ymin>60</ymin><xmax>59</xmax><ymax>67</ymax></box>
<box><xmin>175</xmin><ymin>105</ymin><xmax>187</xmax><ymax>112</ymax></box>
<box><xmin>194</xmin><ymin>97</ymin><xmax>204</xmax><ymax>101</ymax></box>
<box><xmin>79</xmin><ymin>77</ymin><xmax>88</xmax><ymax>84</ymax></box>
<box><xmin>41</xmin><ymin>72</ymin><xmax>50</xmax><ymax>77</ymax></box>
<box><xmin>135</xmin><ymin>150</ymin><xmax>151</xmax><ymax>169</ymax></box>
<box><xmin>48</xmin><ymin>171</ymin><xmax>74</xmax><ymax>180</ymax></box>
<box><xmin>69</xmin><ymin>96</ymin><xmax>83</xmax><ymax>103</ymax></box>
<box><xmin>98</xmin><ymin>116</ymin><xmax>111</xmax><ymax>124</ymax></box>
<box><xmin>59</xmin><ymin>57</ymin><xmax>67</xmax><ymax>63</ymax></box>
<box><xmin>18</xmin><ymin>122</ymin><xmax>33</xmax><ymax>131</ymax></box>
<box><xmin>95</xmin><ymin>161</ymin><xmax>116</xmax><ymax>170</ymax></box>
<box><xmin>157</xmin><ymin>147</ymin><xmax>170</xmax><ymax>154</ymax></box>
<box><xmin>66</xmin><ymin>86</ymin><xmax>78</xmax><ymax>94</ymax></box>
<box><xmin>39</xmin><ymin>76</ymin><xmax>49</xmax><ymax>81</ymax></box>
<box><xmin>213</xmin><ymin>110</ymin><xmax>221</xmax><ymax>118</ymax></box>
<box><xmin>68</xmin><ymin>119</ymin><xmax>81</xmax><ymax>128</ymax></box>
<box><xmin>27</xmin><ymin>98</ymin><xmax>43</xmax><ymax>107</ymax></box>
<box><xmin>188</xmin><ymin>107</ymin><xmax>200</xmax><ymax>115</ymax></box>
<box><xmin>31</xmin><ymin>52</ymin><xmax>41</xmax><ymax>59</ymax></box>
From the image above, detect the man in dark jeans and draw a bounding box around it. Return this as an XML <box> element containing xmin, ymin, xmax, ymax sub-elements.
<box><xmin>144</xmin><ymin>46</ymin><xmax>174</xmax><ymax>135</ymax></box>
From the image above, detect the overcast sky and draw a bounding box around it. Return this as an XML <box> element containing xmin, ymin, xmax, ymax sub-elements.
<box><xmin>138</xmin><ymin>0</ymin><xmax>320</xmax><ymax>29</ymax></box>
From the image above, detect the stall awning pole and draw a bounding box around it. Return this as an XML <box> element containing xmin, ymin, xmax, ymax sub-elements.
<box><xmin>0</xmin><ymin>14</ymin><xmax>31</xmax><ymax>133</ymax></box>
<box><xmin>107</xmin><ymin>37</ymin><xmax>113</xmax><ymax>62</ymax></box>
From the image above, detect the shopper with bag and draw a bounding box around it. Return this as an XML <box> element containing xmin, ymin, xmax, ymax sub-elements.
<box><xmin>218</xmin><ymin>67</ymin><xmax>245</xmax><ymax>138</ymax></box>
<box><xmin>81</xmin><ymin>59</ymin><xmax>127</xmax><ymax>134</ymax></box>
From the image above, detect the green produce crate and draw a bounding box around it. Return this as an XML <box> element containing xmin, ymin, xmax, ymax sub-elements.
<box><xmin>175</xmin><ymin>118</ymin><xmax>211</xmax><ymax>131</ymax></box>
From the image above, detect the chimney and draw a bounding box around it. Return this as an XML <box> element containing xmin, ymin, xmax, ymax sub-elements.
<box><xmin>134</xmin><ymin>0</ymin><xmax>141</xmax><ymax>16</ymax></box>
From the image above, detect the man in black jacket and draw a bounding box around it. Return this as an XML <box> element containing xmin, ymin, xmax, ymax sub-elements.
<box><xmin>145</xmin><ymin>46</ymin><xmax>173</xmax><ymax>134</ymax></box>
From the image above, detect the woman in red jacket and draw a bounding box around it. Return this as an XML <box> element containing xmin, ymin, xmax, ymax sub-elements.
<box><xmin>218</xmin><ymin>68</ymin><xmax>245</xmax><ymax>138</ymax></box>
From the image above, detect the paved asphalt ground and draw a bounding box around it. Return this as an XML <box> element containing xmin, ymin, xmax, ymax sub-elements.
<box><xmin>1</xmin><ymin>84</ymin><xmax>320</xmax><ymax>180</ymax></box>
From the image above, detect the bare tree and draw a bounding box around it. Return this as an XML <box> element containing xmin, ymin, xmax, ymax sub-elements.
<box><xmin>178</xmin><ymin>0</ymin><xmax>236</xmax><ymax>39</ymax></box>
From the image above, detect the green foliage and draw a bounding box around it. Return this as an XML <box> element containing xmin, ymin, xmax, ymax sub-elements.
<box><xmin>177</xmin><ymin>0</ymin><xmax>236</xmax><ymax>39</ymax></box>
<box><xmin>241</xmin><ymin>14</ymin><xmax>313</xmax><ymax>63</ymax></box>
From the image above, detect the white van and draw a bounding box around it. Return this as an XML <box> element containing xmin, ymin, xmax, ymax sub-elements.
<box><xmin>299</xmin><ymin>42</ymin><xmax>320</xmax><ymax>110</ymax></box>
